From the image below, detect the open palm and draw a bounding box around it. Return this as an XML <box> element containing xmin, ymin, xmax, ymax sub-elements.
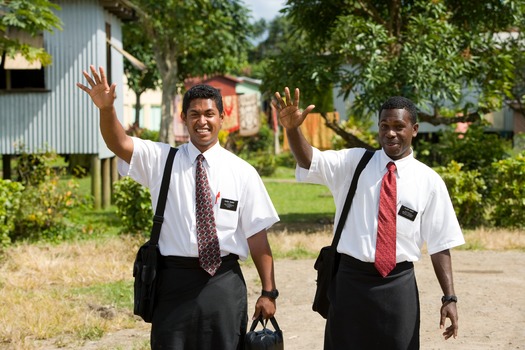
<box><xmin>273</xmin><ymin>87</ymin><xmax>315</xmax><ymax>130</ymax></box>
<box><xmin>76</xmin><ymin>65</ymin><xmax>116</xmax><ymax>110</ymax></box>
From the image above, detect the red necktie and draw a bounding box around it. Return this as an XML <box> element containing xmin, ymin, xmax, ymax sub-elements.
<box><xmin>195</xmin><ymin>154</ymin><xmax>221</xmax><ymax>276</ymax></box>
<box><xmin>375</xmin><ymin>161</ymin><xmax>397</xmax><ymax>277</ymax></box>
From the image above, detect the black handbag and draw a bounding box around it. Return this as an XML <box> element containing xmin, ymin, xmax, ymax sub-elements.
<box><xmin>133</xmin><ymin>147</ymin><xmax>177</xmax><ymax>323</ymax></box>
<box><xmin>245</xmin><ymin>316</ymin><xmax>284</xmax><ymax>350</ymax></box>
<box><xmin>312</xmin><ymin>149</ymin><xmax>374</xmax><ymax>319</ymax></box>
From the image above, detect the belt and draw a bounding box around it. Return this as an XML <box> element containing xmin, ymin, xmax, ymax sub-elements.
<box><xmin>340</xmin><ymin>254</ymin><xmax>413</xmax><ymax>274</ymax></box>
<box><xmin>159</xmin><ymin>253</ymin><xmax>239</xmax><ymax>270</ymax></box>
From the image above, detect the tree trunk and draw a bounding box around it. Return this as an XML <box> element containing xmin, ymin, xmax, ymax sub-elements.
<box><xmin>156</xmin><ymin>52</ymin><xmax>179</xmax><ymax>145</ymax></box>
<box><xmin>134</xmin><ymin>91</ymin><xmax>141</xmax><ymax>126</ymax></box>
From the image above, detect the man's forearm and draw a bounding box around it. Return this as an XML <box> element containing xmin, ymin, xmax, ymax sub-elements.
<box><xmin>248</xmin><ymin>231</ymin><xmax>276</xmax><ymax>291</ymax></box>
<box><xmin>285</xmin><ymin>127</ymin><xmax>313</xmax><ymax>169</ymax></box>
<box><xmin>99</xmin><ymin>106</ymin><xmax>133</xmax><ymax>163</ymax></box>
<box><xmin>430</xmin><ymin>249</ymin><xmax>456</xmax><ymax>295</ymax></box>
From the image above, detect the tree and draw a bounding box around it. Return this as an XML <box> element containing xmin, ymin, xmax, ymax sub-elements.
<box><xmin>0</xmin><ymin>0</ymin><xmax>62</xmax><ymax>66</ymax></box>
<box><xmin>126</xmin><ymin>0</ymin><xmax>253</xmax><ymax>144</ymax></box>
<box><xmin>260</xmin><ymin>0</ymin><xmax>525</xmax><ymax>147</ymax></box>
<box><xmin>122</xmin><ymin>21</ymin><xmax>160</xmax><ymax>127</ymax></box>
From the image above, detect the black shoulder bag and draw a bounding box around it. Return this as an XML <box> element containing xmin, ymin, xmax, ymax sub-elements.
<box><xmin>312</xmin><ymin>149</ymin><xmax>374</xmax><ymax>319</ymax></box>
<box><xmin>133</xmin><ymin>147</ymin><xmax>178</xmax><ymax>323</ymax></box>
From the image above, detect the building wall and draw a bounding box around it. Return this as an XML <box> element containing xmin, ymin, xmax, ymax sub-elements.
<box><xmin>0</xmin><ymin>0</ymin><xmax>125</xmax><ymax>158</ymax></box>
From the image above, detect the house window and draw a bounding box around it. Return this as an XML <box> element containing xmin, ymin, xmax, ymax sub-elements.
<box><xmin>0</xmin><ymin>28</ymin><xmax>45</xmax><ymax>91</ymax></box>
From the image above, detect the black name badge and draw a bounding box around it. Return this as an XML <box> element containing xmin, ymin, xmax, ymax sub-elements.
<box><xmin>398</xmin><ymin>205</ymin><xmax>418</xmax><ymax>221</ymax></box>
<box><xmin>220</xmin><ymin>198</ymin><xmax>238</xmax><ymax>211</ymax></box>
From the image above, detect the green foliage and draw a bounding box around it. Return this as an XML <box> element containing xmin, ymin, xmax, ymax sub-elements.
<box><xmin>434</xmin><ymin>161</ymin><xmax>487</xmax><ymax>228</ymax></box>
<box><xmin>245</xmin><ymin>151</ymin><xmax>276</xmax><ymax>177</ymax></box>
<box><xmin>112</xmin><ymin>177</ymin><xmax>152</xmax><ymax>234</ymax></box>
<box><xmin>415</xmin><ymin>123</ymin><xmax>511</xmax><ymax>198</ymax></box>
<box><xmin>0</xmin><ymin>0</ymin><xmax>63</xmax><ymax>66</ymax></box>
<box><xmin>228</xmin><ymin>118</ymin><xmax>278</xmax><ymax>176</ymax></box>
<box><xmin>489</xmin><ymin>152</ymin><xmax>525</xmax><ymax>228</ymax></box>
<box><xmin>274</xmin><ymin>152</ymin><xmax>297</xmax><ymax>169</ymax></box>
<box><xmin>7</xmin><ymin>151</ymin><xmax>84</xmax><ymax>243</ymax></box>
<box><xmin>126</xmin><ymin>124</ymin><xmax>159</xmax><ymax>142</ymax></box>
<box><xmin>261</xmin><ymin>0</ymin><xmax>525</xmax><ymax>125</ymax></box>
<box><xmin>0</xmin><ymin>180</ymin><xmax>24</xmax><ymax>247</ymax></box>
<box><xmin>128</xmin><ymin>0</ymin><xmax>253</xmax><ymax>142</ymax></box>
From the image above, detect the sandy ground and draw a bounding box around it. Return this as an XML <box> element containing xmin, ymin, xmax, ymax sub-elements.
<box><xmin>47</xmin><ymin>250</ymin><xmax>525</xmax><ymax>350</ymax></box>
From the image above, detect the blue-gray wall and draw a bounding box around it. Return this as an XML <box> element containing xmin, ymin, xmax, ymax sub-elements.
<box><xmin>0</xmin><ymin>0</ymin><xmax>125</xmax><ymax>158</ymax></box>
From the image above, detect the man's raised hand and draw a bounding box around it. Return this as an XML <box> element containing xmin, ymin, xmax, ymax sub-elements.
<box><xmin>272</xmin><ymin>87</ymin><xmax>315</xmax><ymax>130</ymax></box>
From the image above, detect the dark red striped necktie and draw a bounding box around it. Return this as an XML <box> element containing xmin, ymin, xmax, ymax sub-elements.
<box><xmin>195</xmin><ymin>154</ymin><xmax>221</xmax><ymax>276</ymax></box>
<box><xmin>375</xmin><ymin>161</ymin><xmax>397</xmax><ymax>277</ymax></box>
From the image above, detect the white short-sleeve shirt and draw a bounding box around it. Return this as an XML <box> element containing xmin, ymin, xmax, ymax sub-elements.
<box><xmin>118</xmin><ymin>137</ymin><xmax>279</xmax><ymax>260</ymax></box>
<box><xmin>296</xmin><ymin>147</ymin><xmax>464</xmax><ymax>262</ymax></box>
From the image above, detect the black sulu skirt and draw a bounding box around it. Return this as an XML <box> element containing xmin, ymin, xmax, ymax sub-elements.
<box><xmin>151</xmin><ymin>254</ymin><xmax>247</xmax><ymax>350</ymax></box>
<box><xmin>324</xmin><ymin>254</ymin><xmax>420</xmax><ymax>350</ymax></box>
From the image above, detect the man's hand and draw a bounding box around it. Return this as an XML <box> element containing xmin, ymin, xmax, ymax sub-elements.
<box><xmin>440</xmin><ymin>301</ymin><xmax>459</xmax><ymax>340</ymax></box>
<box><xmin>252</xmin><ymin>295</ymin><xmax>276</xmax><ymax>321</ymax></box>
<box><xmin>272</xmin><ymin>87</ymin><xmax>315</xmax><ymax>130</ymax></box>
<box><xmin>76</xmin><ymin>65</ymin><xmax>116</xmax><ymax>111</ymax></box>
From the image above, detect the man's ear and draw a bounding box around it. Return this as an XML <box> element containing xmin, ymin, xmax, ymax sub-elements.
<box><xmin>181</xmin><ymin>112</ymin><xmax>186</xmax><ymax>122</ymax></box>
<box><xmin>412</xmin><ymin>122</ymin><xmax>419</xmax><ymax>137</ymax></box>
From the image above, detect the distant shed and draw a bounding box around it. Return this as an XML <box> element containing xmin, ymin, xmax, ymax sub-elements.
<box><xmin>0</xmin><ymin>0</ymin><xmax>135</xmax><ymax>208</ymax></box>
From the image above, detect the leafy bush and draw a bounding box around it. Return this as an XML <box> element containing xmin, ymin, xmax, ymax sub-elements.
<box><xmin>434</xmin><ymin>161</ymin><xmax>487</xmax><ymax>228</ymax></box>
<box><xmin>225</xmin><ymin>116</ymin><xmax>279</xmax><ymax>176</ymax></box>
<box><xmin>416</xmin><ymin>123</ymin><xmax>511</xmax><ymax>173</ymax></box>
<box><xmin>245</xmin><ymin>151</ymin><xmax>277</xmax><ymax>177</ymax></box>
<box><xmin>112</xmin><ymin>177</ymin><xmax>153</xmax><ymax>234</ymax></box>
<box><xmin>0</xmin><ymin>180</ymin><xmax>24</xmax><ymax>247</ymax></box>
<box><xmin>7</xmin><ymin>151</ymin><xmax>84</xmax><ymax>243</ymax></box>
<box><xmin>489</xmin><ymin>152</ymin><xmax>525</xmax><ymax>228</ymax></box>
<box><xmin>126</xmin><ymin>124</ymin><xmax>159</xmax><ymax>141</ymax></box>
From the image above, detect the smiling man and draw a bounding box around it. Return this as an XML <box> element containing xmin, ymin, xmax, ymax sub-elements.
<box><xmin>274</xmin><ymin>87</ymin><xmax>465</xmax><ymax>350</ymax></box>
<box><xmin>77</xmin><ymin>66</ymin><xmax>280</xmax><ymax>350</ymax></box>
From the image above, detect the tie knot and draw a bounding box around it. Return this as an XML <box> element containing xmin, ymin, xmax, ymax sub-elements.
<box><xmin>197</xmin><ymin>154</ymin><xmax>205</xmax><ymax>164</ymax></box>
<box><xmin>387</xmin><ymin>162</ymin><xmax>396</xmax><ymax>172</ymax></box>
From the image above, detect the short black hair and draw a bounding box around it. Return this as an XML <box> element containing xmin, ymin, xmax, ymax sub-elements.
<box><xmin>379</xmin><ymin>96</ymin><xmax>418</xmax><ymax>124</ymax></box>
<box><xmin>182</xmin><ymin>84</ymin><xmax>223</xmax><ymax>115</ymax></box>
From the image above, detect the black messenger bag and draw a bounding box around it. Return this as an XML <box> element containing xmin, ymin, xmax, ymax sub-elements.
<box><xmin>133</xmin><ymin>147</ymin><xmax>177</xmax><ymax>322</ymax></box>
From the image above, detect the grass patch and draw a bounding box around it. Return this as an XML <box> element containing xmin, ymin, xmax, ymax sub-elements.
<box><xmin>72</xmin><ymin>280</ymin><xmax>134</xmax><ymax>310</ymax></box>
<box><xmin>264</xmin><ymin>181</ymin><xmax>335</xmax><ymax>225</ymax></box>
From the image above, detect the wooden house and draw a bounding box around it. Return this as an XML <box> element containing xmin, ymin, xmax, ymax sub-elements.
<box><xmin>0</xmin><ymin>0</ymin><xmax>135</xmax><ymax>208</ymax></box>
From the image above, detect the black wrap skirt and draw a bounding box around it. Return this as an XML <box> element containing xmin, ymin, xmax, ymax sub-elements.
<box><xmin>324</xmin><ymin>254</ymin><xmax>420</xmax><ymax>350</ymax></box>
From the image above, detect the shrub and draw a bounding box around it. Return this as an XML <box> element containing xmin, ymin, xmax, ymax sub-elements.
<box><xmin>434</xmin><ymin>161</ymin><xmax>487</xmax><ymax>228</ymax></box>
<box><xmin>13</xmin><ymin>176</ymin><xmax>82</xmax><ymax>242</ymax></box>
<box><xmin>0</xmin><ymin>180</ymin><xmax>24</xmax><ymax>247</ymax></box>
<box><xmin>416</xmin><ymin>123</ymin><xmax>511</xmax><ymax>172</ymax></box>
<box><xmin>112</xmin><ymin>177</ymin><xmax>153</xmax><ymax>234</ymax></box>
<box><xmin>489</xmin><ymin>152</ymin><xmax>525</xmax><ymax>228</ymax></box>
<box><xmin>10</xmin><ymin>150</ymin><xmax>83</xmax><ymax>243</ymax></box>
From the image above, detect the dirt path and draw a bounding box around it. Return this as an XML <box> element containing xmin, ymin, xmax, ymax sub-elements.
<box><xmin>49</xmin><ymin>250</ymin><xmax>525</xmax><ymax>349</ymax></box>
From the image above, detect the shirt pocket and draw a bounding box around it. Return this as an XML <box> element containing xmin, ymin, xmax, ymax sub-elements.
<box><xmin>396</xmin><ymin>204</ymin><xmax>419</xmax><ymax>238</ymax></box>
<box><xmin>215</xmin><ymin>204</ymin><xmax>239</xmax><ymax>231</ymax></box>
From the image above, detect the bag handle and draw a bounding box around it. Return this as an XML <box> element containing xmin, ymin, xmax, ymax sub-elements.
<box><xmin>150</xmin><ymin>147</ymin><xmax>178</xmax><ymax>246</ymax></box>
<box><xmin>331</xmin><ymin>149</ymin><xmax>375</xmax><ymax>249</ymax></box>
<box><xmin>249</xmin><ymin>315</ymin><xmax>281</xmax><ymax>332</ymax></box>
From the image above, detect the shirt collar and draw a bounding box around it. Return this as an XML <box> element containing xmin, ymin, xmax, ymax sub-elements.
<box><xmin>379</xmin><ymin>148</ymin><xmax>414</xmax><ymax>178</ymax></box>
<box><xmin>188</xmin><ymin>141</ymin><xmax>222</xmax><ymax>167</ymax></box>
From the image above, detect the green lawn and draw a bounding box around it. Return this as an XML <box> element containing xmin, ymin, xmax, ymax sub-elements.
<box><xmin>264</xmin><ymin>180</ymin><xmax>335</xmax><ymax>224</ymax></box>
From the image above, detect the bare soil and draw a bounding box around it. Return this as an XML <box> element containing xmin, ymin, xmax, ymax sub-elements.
<box><xmin>56</xmin><ymin>250</ymin><xmax>525</xmax><ymax>350</ymax></box>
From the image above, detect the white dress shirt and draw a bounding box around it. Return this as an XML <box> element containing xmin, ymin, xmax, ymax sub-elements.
<box><xmin>296</xmin><ymin>147</ymin><xmax>464</xmax><ymax>262</ymax></box>
<box><xmin>118</xmin><ymin>137</ymin><xmax>279</xmax><ymax>260</ymax></box>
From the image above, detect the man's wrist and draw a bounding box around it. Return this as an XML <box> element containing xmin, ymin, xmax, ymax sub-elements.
<box><xmin>441</xmin><ymin>295</ymin><xmax>458</xmax><ymax>304</ymax></box>
<box><xmin>261</xmin><ymin>289</ymin><xmax>279</xmax><ymax>299</ymax></box>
